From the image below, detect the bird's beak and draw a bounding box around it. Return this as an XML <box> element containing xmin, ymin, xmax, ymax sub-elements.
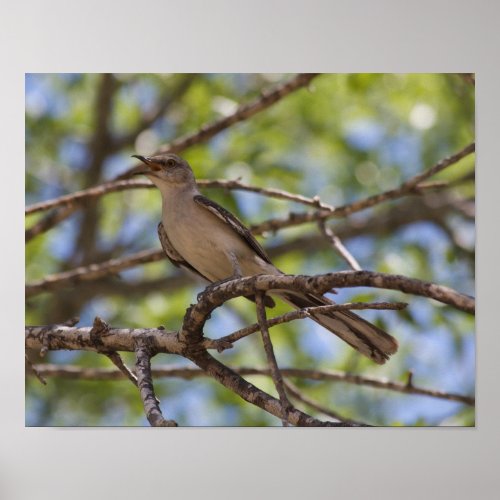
<box><xmin>131</xmin><ymin>155</ymin><xmax>154</xmax><ymax>175</ymax></box>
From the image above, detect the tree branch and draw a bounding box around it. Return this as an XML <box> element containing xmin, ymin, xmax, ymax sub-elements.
<box><xmin>283</xmin><ymin>379</ymin><xmax>368</xmax><ymax>425</ymax></box>
<box><xmin>184</xmin><ymin>349</ymin><xmax>349</xmax><ymax>426</ymax></box>
<box><xmin>25</xmin><ymin>177</ymin><xmax>332</xmax><ymax>216</ymax></box>
<box><xmin>26</xmin><ymin>248</ymin><xmax>165</xmax><ymax>298</ymax></box>
<box><xmin>134</xmin><ymin>337</ymin><xmax>177</xmax><ymax>427</ymax></box>
<box><xmin>29</xmin><ymin>363</ymin><xmax>475</xmax><ymax>406</ymax></box>
<box><xmin>255</xmin><ymin>292</ymin><xmax>293</xmax><ymax>425</ymax></box>
<box><xmin>25</xmin><ymin>266</ymin><xmax>474</xmax><ymax>425</ymax></box>
<box><xmin>121</xmin><ymin>73</ymin><xmax>320</xmax><ymax>176</ymax></box>
<box><xmin>26</xmin><ymin>192</ymin><xmax>473</xmax><ymax>299</ymax></box>
<box><xmin>180</xmin><ymin>272</ymin><xmax>475</xmax><ymax>317</ymax></box>
<box><xmin>26</xmin><ymin>73</ymin><xmax>319</xmax><ymax>240</ymax></box>
<box><xmin>109</xmin><ymin>74</ymin><xmax>197</xmax><ymax>153</ymax></box>
<box><xmin>205</xmin><ymin>302</ymin><xmax>407</xmax><ymax>350</ymax></box>
<box><xmin>251</xmin><ymin>142</ymin><xmax>475</xmax><ymax>234</ymax></box>
<box><xmin>318</xmin><ymin>219</ymin><xmax>362</xmax><ymax>270</ymax></box>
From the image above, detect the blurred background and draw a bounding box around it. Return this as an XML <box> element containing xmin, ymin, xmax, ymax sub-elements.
<box><xmin>25</xmin><ymin>73</ymin><xmax>475</xmax><ymax>426</ymax></box>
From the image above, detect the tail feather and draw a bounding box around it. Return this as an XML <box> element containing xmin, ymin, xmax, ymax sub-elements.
<box><xmin>276</xmin><ymin>291</ymin><xmax>398</xmax><ymax>364</ymax></box>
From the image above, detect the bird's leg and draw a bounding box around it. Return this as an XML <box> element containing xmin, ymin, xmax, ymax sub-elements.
<box><xmin>197</xmin><ymin>252</ymin><xmax>243</xmax><ymax>300</ymax></box>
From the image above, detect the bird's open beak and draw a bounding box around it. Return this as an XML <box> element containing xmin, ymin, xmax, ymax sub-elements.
<box><xmin>131</xmin><ymin>155</ymin><xmax>154</xmax><ymax>175</ymax></box>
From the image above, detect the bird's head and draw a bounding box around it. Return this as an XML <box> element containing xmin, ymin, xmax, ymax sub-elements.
<box><xmin>131</xmin><ymin>153</ymin><xmax>195</xmax><ymax>189</ymax></box>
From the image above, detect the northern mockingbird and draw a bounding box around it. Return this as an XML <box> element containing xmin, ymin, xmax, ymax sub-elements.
<box><xmin>132</xmin><ymin>153</ymin><xmax>398</xmax><ymax>364</ymax></box>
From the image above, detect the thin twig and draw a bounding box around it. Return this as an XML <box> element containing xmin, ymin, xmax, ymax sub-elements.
<box><xmin>105</xmin><ymin>352</ymin><xmax>138</xmax><ymax>387</ymax></box>
<box><xmin>26</xmin><ymin>248</ymin><xmax>165</xmax><ymax>297</ymax></box>
<box><xmin>134</xmin><ymin>338</ymin><xmax>177</xmax><ymax>427</ymax></box>
<box><xmin>255</xmin><ymin>292</ymin><xmax>294</xmax><ymax>425</ymax></box>
<box><xmin>28</xmin><ymin>363</ymin><xmax>475</xmax><ymax>406</ymax></box>
<box><xmin>283</xmin><ymin>379</ymin><xmax>368</xmax><ymax>426</ymax></box>
<box><xmin>25</xmin><ymin>353</ymin><xmax>47</xmax><ymax>385</ymax></box>
<box><xmin>25</xmin><ymin>177</ymin><xmax>333</xmax><ymax>216</ymax></box>
<box><xmin>109</xmin><ymin>74</ymin><xmax>197</xmax><ymax>153</ymax></box>
<box><xmin>25</xmin><ymin>179</ymin><xmax>154</xmax><ymax>215</ymax></box>
<box><xmin>25</xmin><ymin>204</ymin><xmax>76</xmax><ymax>242</ymax></box>
<box><xmin>205</xmin><ymin>301</ymin><xmax>407</xmax><ymax>349</ymax></box>
<box><xmin>89</xmin><ymin>317</ymin><xmax>138</xmax><ymax>387</ymax></box>
<box><xmin>318</xmin><ymin>219</ymin><xmax>362</xmax><ymax>270</ymax></box>
<box><xmin>121</xmin><ymin>73</ymin><xmax>319</xmax><ymax>176</ymax></box>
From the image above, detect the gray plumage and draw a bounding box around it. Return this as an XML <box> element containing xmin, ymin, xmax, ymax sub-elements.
<box><xmin>132</xmin><ymin>153</ymin><xmax>398</xmax><ymax>364</ymax></box>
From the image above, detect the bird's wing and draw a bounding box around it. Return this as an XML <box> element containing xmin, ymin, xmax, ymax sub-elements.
<box><xmin>157</xmin><ymin>222</ymin><xmax>210</xmax><ymax>282</ymax></box>
<box><xmin>193</xmin><ymin>194</ymin><xmax>272</xmax><ymax>264</ymax></box>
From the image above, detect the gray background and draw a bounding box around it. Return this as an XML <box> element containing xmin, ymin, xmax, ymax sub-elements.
<box><xmin>3</xmin><ymin>0</ymin><xmax>498</xmax><ymax>498</ymax></box>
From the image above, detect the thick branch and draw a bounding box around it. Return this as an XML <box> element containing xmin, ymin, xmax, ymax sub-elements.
<box><xmin>26</xmin><ymin>266</ymin><xmax>474</xmax><ymax>425</ymax></box>
<box><xmin>25</xmin><ymin>324</ymin><xmax>183</xmax><ymax>355</ymax></box>
<box><xmin>181</xmin><ymin>272</ymin><xmax>474</xmax><ymax>343</ymax></box>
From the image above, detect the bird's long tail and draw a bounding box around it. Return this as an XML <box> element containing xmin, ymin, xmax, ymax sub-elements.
<box><xmin>276</xmin><ymin>291</ymin><xmax>398</xmax><ymax>364</ymax></box>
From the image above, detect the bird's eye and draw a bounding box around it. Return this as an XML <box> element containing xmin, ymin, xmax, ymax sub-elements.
<box><xmin>166</xmin><ymin>159</ymin><xmax>176</xmax><ymax>167</ymax></box>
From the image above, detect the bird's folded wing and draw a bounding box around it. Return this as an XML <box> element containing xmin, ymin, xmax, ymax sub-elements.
<box><xmin>193</xmin><ymin>194</ymin><xmax>272</xmax><ymax>264</ymax></box>
<box><xmin>157</xmin><ymin>222</ymin><xmax>210</xmax><ymax>281</ymax></box>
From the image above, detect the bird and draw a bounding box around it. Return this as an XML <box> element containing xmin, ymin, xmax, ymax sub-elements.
<box><xmin>132</xmin><ymin>153</ymin><xmax>398</xmax><ymax>364</ymax></box>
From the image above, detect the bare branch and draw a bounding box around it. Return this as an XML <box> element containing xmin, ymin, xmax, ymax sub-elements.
<box><xmin>25</xmin><ymin>177</ymin><xmax>332</xmax><ymax>216</ymax></box>
<box><xmin>109</xmin><ymin>75</ymin><xmax>197</xmax><ymax>153</ymax></box>
<box><xmin>29</xmin><ymin>364</ymin><xmax>474</xmax><ymax>406</ymax></box>
<box><xmin>105</xmin><ymin>351</ymin><xmax>138</xmax><ymax>387</ymax></box>
<box><xmin>206</xmin><ymin>302</ymin><xmax>407</xmax><ymax>349</ymax></box>
<box><xmin>24</xmin><ymin>175</ymin><xmax>335</xmax><ymax>215</ymax></box>
<box><xmin>134</xmin><ymin>337</ymin><xmax>177</xmax><ymax>427</ymax></box>
<box><xmin>181</xmin><ymin>272</ymin><xmax>475</xmax><ymax>318</ymax></box>
<box><xmin>255</xmin><ymin>292</ymin><xmax>293</xmax><ymax>425</ymax></box>
<box><xmin>25</xmin><ymin>266</ymin><xmax>474</xmax><ymax>425</ymax></box>
<box><xmin>25</xmin><ymin>353</ymin><xmax>46</xmax><ymax>385</ymax></box>
<box><xmin>184</xmin><ymin>349</ymin><xmax>350</xmax><ymax>426</ymax></box>
<box><xmin>251</xmin><ymin>142</ymin><xmax>475</xmax><ymax>234</ymax></box>
<box><xmin>26</xmin><ymin>248</ymin><xmax>165</xmax><ymax>298</ymax></box>
<box><xmin>25</xmin><ymin>205</ymin><xmax>76</xmax><ymax>242</ymax></box>
<box><xmin>199</xmin><ymin>178</ymin><xmax>335</xmax><ymax>210</ymax></box>
<box><xmin>26</xmin><ymin>192</ymin><xmax>473</xmax><ymax>299</ymax></box>
<box><xmin>283</xmin><ymin>379</ymin><xmax>369</xmax><ymax>426</ymax></box>
<box><xmin>318</xmin><ymin>220</ymin><xmax>362</xmax><ymax>270</ymax></box>
<box><xmin>25</xmin><ymin>141</ymin><xmax>473</xmax><ymax>259</ymax></box>
<box><xmin>25</xmin><ymin>324</ymin><xmax>183</xmax><ymax>355</ymax></box>
<box><xmin>25</xmin><ymin>179</ymin><xmax>153</xmax><ymax>215</ymax></box>
<box><xmin>120</xmin><ymin>73</ymin><xmax>320</xmax><ymax>177</ymax></box>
